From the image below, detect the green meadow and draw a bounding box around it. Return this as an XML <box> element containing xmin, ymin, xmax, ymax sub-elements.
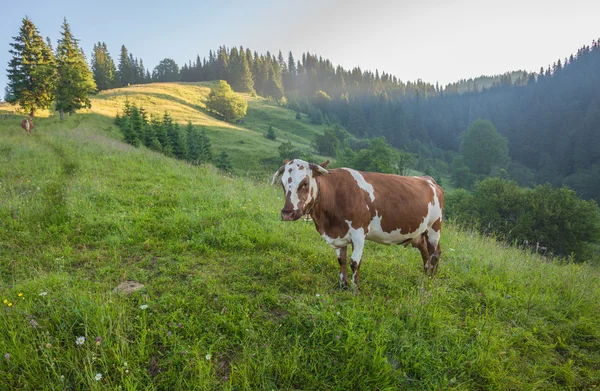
<box><xmin>0</xmin><ymin>85</ymin><xmax>599</xmax><ymax>390</ymax></box>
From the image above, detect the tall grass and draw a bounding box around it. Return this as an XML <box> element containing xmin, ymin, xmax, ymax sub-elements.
<box><xmin>0</xmin><ymin>98</ymin><xmax>599</xmax><ymax>390</ymax></box>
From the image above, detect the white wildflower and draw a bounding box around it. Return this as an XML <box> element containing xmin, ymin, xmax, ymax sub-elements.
<box><xmin>139</xmin><ymin>304</ymin><xmax>148</xmax><ymax>310</ymax></box>
<box><xmin>39</xmin><ymin>292</ymin><xmax>48</xmax><ymax>296</ymax></box>
<box><xmin>94</xmin><ymin>373</ymin><xmax>102</xmax><ymax>381</ymax></box>
<box><xmin>75</xmin><ymin>336</ymin><xmax>85</xmax><ymax>346</ymax></box>
<box><xmin>205</xmin><ymin>353</ymin><xmax>212</xmax><ymax>360</ymax></box>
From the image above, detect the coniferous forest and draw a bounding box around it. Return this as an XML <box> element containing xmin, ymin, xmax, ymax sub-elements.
<box><xmin>86</xmin><ymin>40</ymin><xmax>600</xmax><ymax>202</ymax></box>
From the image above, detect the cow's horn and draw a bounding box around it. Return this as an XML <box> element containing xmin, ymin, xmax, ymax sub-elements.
<box><xmin>271</xmin><ymin>165</ymin><xmax>286</xmax><ymax>185</ymax></box>
<box><xmin>310</xmin><ymin>163</ymin><xmax>330</xmax><ymax>175</ymax></box>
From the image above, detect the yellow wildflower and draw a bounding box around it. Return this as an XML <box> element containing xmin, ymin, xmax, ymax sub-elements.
<box><xmin>2</xmin><ymin>299</ymin><xmax>7</xmax><ymax>304</ymax></box>
<box><xmin>17</xmin><ymin>293</ymin><xmax>23</xmax><ymax>297</ymax></box>
<box><xmin>8</xmin><ymin>303</ymin><xmax>12</xmax><ymax>307</ymax></box>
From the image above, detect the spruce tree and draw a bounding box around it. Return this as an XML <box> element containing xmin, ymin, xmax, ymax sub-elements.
<box><xmin>229</xmin><ymin>49</ymin><xmax>254</xmax><ymax>93</ymax></box>
<box><xmin>54</xmin><ymin>18</ymin><xmax>97</xmax><ymax>120</ymax></box>
<box><xmin>198</xmin><ymin>128</ymin><xmax>212</xmax><ymax>163</ymax></box>
<box><xmin>6</xmin><ymin>17</ymin><xmax>56</xmax><ymax>116</ymax></box>
<box><xmin>186</xmin><ymin>122</ymin><xmax>200</xmax><ymax>164</ymax></box>
<box><xmin>160</xmin><ymin>111</ymin><xmax>174</xmax><ymax>155</ymax></box>
<box><xmin>118</xmin><ymin>45</ymin><xmax>132</xmax><ymax>86</ymax></box>
<box><xmin>91</xmin><ymin>42</ymin><xmax>117</xmax><ymax>90</ymax></box>
<box><xmin>215</xmin><ymin>150</ymin><xmax>233</xmax><ymax>173</ymax></box>
<box><xmin>128</xmin><ymin>105</ymin><xmax>143</xmax><ymax>146</ymax></box>
<box><xmin>168</xmin><ymin>123</ymin><xmax>188</xmax><ymax>160</ymax></box>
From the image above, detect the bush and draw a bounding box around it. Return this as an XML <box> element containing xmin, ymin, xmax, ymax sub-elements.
<box><xmin>446</xmin><ymin>177</ymin><xmax>600</xmax><ymax>260</ymax></box>
<box><xmin>278</xmin><ymin>141</ymin><xmax>301</xmax><ymax>161</ymax></box>
<box><xmin>206</xmin><ymin>80</ymin><xmax>248</xmax><ymax>122</ymax></box>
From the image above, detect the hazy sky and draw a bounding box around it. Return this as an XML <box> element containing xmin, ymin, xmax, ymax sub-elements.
<box><xmin>1</xmin><ymin>0</ymin><xmax>599</xmax><ymax>95</ymax></box>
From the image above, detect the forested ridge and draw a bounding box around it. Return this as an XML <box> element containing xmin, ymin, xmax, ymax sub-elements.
<box><xmin>85</xmin><ymin>39</ymin><xmax>600</xmax><ymax>200</ymax></box>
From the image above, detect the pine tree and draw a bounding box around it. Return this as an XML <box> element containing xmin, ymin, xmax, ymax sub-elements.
<box><xmin>6</xmin><ymin>17</ymin><xmax>56</xmax><ymax>116</ymax></box>
<box><xmin>91</xmin><ymin>42</ymin><xmax>117</xmax><ymax>90</ymax></box>
<box><xmin>128</xmin><ymin>105</ymin><xmax>143</xmax><ymax>146</ymax></box>
<box><xmin>168</xmin><ymin>123</ymin><xmax>188</xmax><ymax>160</ymax></box>
<box><xmin>229</xmin><ymin>48</ymin><xmax>254</xmax><ymax>93</ymax></box>
<box><xmin>186</xmin><ymin>121</ymin><xmax>200</xmax><ymax>164</ymax></box>
<box><xmin>198</xmin><ymin>129</ymin><xmax>212</xmax><ymax>163</ymax></box>
<box><xmin>54</xmin><ymin>18</ymin><xmax>97</xmax><ymax>120</ymax></box>
<box><xmin>216</xmin><ymin>46</ymin><xmax>229</xmax><ymax>81</ymax></box>
<box><xmin>118</xmin><ymin>45</ymin><xmax>131</xmax><ymax>86</ymax></box>
<box><xmin>215</xmin><ymin>150</ymin><xmax>233</xmax><ymax>173</ymax></box>
<box><xmin>265</xmin><ymin>125</ymin><xmax>276</xmax><ymax>140</ymax></box>
<box><xmin>148</xmin><ymin>115</ymin><xmax>163</xmax><ymax>151</ymax></box>
<box><xmin>160</xmin><ymin>111</ymin><xmax>173</xmax><ymax>155</ymax></box>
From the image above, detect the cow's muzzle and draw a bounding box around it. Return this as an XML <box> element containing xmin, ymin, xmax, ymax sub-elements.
<box><xmin>281</xmin><ymin>209</ymin><xmax>302</xmax><ymax>221</ymax></box>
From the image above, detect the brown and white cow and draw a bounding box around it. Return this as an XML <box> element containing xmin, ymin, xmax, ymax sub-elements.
<box><xmin>272</xmin><ymin>159</ymin><xmax>444</xmax><ymax>291</ymax></box>
<box><xmin>21</xmin><ymin>117</ymin><xmax>34</xmax><ymax>136</ymax></box>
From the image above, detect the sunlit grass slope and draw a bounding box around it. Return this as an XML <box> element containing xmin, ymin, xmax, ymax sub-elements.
<box><xmin>84</xmin><ymin>82</ymin><xmax>326</xmax><ymax>177</ymax></box>
<box><xmin>1</xmin><ymin>110</ymin><xmax>599</xmax><ymax>390</ymax></box>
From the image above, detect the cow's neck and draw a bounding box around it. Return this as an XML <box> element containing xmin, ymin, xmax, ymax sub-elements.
<box><xmin>309</xmin><ymin>174</ymin><xmax>334</xmax><ymax>233</ymax></box>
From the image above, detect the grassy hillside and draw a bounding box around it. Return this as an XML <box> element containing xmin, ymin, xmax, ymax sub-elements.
<box><xmin>1</xmin><ymin>101</ymin><xmax>599</xmax><ymax>390</ymax></box>
<box><xmin>84</xmin><ymin>82</ymin><xmax>327</xmax><ymax>177</ymax></box>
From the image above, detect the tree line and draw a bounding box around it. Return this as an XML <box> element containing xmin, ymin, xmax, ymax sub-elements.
<box><xmin>5</xmin><ymin>17</ymin><xmax>96</xmax><ymax>119</ymax></box>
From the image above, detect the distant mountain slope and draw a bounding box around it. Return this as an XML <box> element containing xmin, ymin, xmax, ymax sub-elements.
<box><xmin>87</xmin><ymin>82</ymin><xmax>329</xmax><ymax>177</ymax></box>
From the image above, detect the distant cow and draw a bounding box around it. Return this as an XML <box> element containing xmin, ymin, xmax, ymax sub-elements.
<box><xmin>272</xmin><ymin>159</ymin><xmax>444</xmax><ymax>291</ymax></box>
<box><xmin>21</xmin><ymin>118</ymin><xmax>34</xmax><ymax>135</ymax></box>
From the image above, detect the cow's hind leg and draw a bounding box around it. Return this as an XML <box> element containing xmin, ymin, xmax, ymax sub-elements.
<box><xmin>413</xmin><ymin>235</ymin><xmax>431</xmax><ymax>274</ymax></box>
<box><xmin>426</xmin><ymin>218</ymin><xmax>442</xmax><ymax>276</ymax></box>
<box><xmin>336</xmin><ymin>247</ymin><xmax>349</xmax><ymax>289</ymax></box>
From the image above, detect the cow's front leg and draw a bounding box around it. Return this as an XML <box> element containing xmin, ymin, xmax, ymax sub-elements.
<box><xmin>336</xmin><ymin>247</ymin><xmax>348</xmax><ymax>289</ymax></box>
<box><xmin>350</xmin><ymin>235</ymin><xmax>365</xmax><ymax>292</ymax></box>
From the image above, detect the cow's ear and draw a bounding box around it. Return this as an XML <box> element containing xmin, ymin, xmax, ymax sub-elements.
<box><xmin>310</xmin><ymin>163</ymin><xmax>330</xmax><ymax>176</ymax></box>
<box><xmin>319</xmin><ymin>160</ymin><xmax>330</xmax><ymax>169</ymax></box>
<box><xmin>271</xmin><ymin>164</ymin><xmax>286</xmax><ymax>185</ymax></box>
<box><xmin>283</xmin><ymin>159</ymin><xmax>291</xmax><ymax>165</ymax></box>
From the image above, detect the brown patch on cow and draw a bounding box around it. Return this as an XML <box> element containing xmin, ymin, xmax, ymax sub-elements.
<box><xmin>288</xmin><ymin>168</ymin><xmax>292</xmax><ymax>173</ymax></box>
<box><xmin>287</xmin><ymin>177</ymin><xmax>293</xmax><ymax>183</ymax></box>
<box><xmin>432</xmin><ymin>218</ymin><xmax>442</xmax><ymax>232</ymax></box>
<box><xmin>299</xmin><ymin>165</ymin><xmax>305</xmax><ymax>170</ymax></box>
<box><xmin>364</xmin><ymin>174</ymin><xmax>432</xmax><ymax>235</ymax></box>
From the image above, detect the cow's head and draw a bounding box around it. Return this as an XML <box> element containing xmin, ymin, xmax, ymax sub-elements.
<box><xmin>272</xmin><ymin>159</ymin><xmax>330</xmax><ymax>221</ymax></box>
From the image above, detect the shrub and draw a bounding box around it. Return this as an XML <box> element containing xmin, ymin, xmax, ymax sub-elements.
<box><xmin>206</xmin><ymin>80</ymin><xmax>248</xmax><ymax>122</ymax></box>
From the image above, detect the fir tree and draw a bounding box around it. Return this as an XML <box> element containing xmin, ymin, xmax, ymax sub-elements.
<box><xmin>215</xmin><ymin>150</ymin><xmax>233</xmax><ymax>173</ymax></box>
<box><xmin>91</xmin><ymin>42</ymin><xmax>117</xmax><ymax>90</ymax></box>
<box><xmin>265</xmin><ymin>125</ymin><xmax>276</xmax><ymax>140</ymax></box>
<box><xmin>167</xmin><ymin>122</ymin><xmax>187</xmax><ymax>160</ymax></box>
<box><xmin>229</xmin><ymin>49</ymin><xmax>254</xmax><ymax>93</ymax></box>
<box><xmin>186</xmin><ymin>121</ymin><xmax>200</xmax><ymax>164</ymax></box>
<box><xmin>6</xmin><ymin>17</ymin><xmax>56</xmax><ymax>116</ymax></box>
<box><xmin>54</xmin><ymin>18</ymin><xmax>97</xmax><ymax>120</ymax></box>
<box><xmin>198</xmin><ymin>128</ymin><xmax>212</xmax><ymax>163</ymax></box>
<box><xmin>128</xmin><ymin>105</ymin><xmax>143</xmax><ymax>146</ymax></box>
<box><xmin>118</xmin><ymin>45</ymin><xmax>132</xmax><ymax>86</ymax></box>
<box><xmin>160</xmin><ymin>111</ymin><xmax>174</xmax><ymax>156</ymax></box>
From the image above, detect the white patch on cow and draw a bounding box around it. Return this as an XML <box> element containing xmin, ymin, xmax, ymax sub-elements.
<box><xmin>342</xmin><ymin>168</ymin><xmax>375</xmax><ymax>202</ymax></box>
<box><xmin>279</xmin><ymin>159</ymin><xmax>316</xmax><ymax>212</ymax></box>
<box><xmin>24</xmin><ymin>121</ymin><xmax>30</xmax><ymax>131</ymax></box>
<box><xmin>321</xmin><ymin>232</ymin><xmax>351</xmax><ymax>249</ymax></box>
<box><xmin>425</xmin><ymin>181</ymin><xmax>443</xmax><ymax>248</ymax></box>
